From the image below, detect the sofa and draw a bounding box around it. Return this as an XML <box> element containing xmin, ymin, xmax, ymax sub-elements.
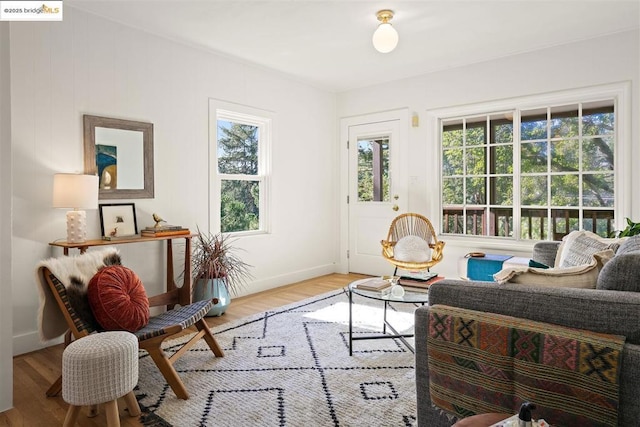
<box><xmin>415</xmin><ymin>236</ymin><xmax>640</xmax><ymax>426</ymax></box>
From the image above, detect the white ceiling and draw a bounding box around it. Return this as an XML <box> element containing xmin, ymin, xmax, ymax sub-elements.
<box><xmin>67</xmin><ymin>1</ymin><xmax>640</xmax><ymax>93</ymax></box>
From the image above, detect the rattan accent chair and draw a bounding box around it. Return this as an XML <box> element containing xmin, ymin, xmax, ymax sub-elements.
<box><xmin>381</xmin><ymin>213</ymin><xmax>445</xmax><ymax>275</ymax></box>
<box><xmin>36</xmin><ymin>249</ymin><xmax>224</xmax><ymax>401</ymax></box>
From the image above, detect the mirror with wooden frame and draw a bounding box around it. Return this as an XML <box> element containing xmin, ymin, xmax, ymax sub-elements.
<box><xmin>83</xmin><ymin>115</ymin><xmax>154</xmax><ymax>199</ymax></box>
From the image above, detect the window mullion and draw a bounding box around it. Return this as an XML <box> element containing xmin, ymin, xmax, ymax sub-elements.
<box><xmin>513</xmin><ymin>109</ymin><xmax>522</xmax><ymax>240</ymax></box>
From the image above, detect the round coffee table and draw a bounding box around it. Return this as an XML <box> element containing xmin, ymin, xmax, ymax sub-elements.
<box><xmin>347</xmin><ymin>278</ymin><xmax>429</xmax><ymax>355</ymax></box>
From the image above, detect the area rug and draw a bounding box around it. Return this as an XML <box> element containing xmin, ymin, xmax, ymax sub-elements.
<box><xmin>136</xmin><ymin>288</ymin><xmax>419</xmax><ymax>426</ymax></box>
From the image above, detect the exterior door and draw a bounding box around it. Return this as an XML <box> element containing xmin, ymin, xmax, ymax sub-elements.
<box><xmin>347</xmin><ymin>117</ymin><xmax>408</xmax><ymax>275</ymax></box>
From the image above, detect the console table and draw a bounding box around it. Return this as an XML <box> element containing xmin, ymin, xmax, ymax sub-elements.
<box><xmin>49</xmin><ymin>234</ymin><xmax>196</xmax><ymax>308</ymax></box>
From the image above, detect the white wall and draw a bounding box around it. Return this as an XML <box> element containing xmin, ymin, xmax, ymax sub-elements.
<box><xmin>0</xmin><ymin>22</ymin><xmax>14</xmax><ymax>412</ymax></box>
<box><xmin>337</xmin><ymin>30</ymin><xmax>640</xmax><ymax>278</ymax></box>
<box><xmin>9</xmin><ymin>6</ymin><xmax>337</xmax><ymax>356</ymax></box>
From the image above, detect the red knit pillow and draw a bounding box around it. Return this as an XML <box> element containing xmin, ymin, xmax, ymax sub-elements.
<box><xmin>88</xmin><ymin>265</ymin><xmax>149</xmax><ymax>332</ymax></box>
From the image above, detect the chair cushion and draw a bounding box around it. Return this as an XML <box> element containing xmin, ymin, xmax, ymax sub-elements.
<box><xmin>88</xmin><ymin>266</ymin><xmax>150</xmax><ymax>332</ymax></box>
<box><xmin>134</xmin><ymin>299</ymin><xmax>213</xmax><ymax>341</ymax></box>
<box><xmin>393</xmin><ymin>235</ymin><xmax>431</xmax><ymax>262</ymax></box>
<box><xmin>494</xmin><ymin>249</ymin><xmax>614</xmax><ymax>288</ymax></box>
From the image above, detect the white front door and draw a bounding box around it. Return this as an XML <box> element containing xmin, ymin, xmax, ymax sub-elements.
<box><xmin>345</xmin><ymin>112</ymin><xmax>409</xmax><ymax>276</ymax></box>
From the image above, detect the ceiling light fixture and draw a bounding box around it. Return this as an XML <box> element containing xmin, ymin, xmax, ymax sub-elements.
<box><xmin>372</xmin><ymin>9</ymin><xmax>398</xmax><ymax>53</ymax></box>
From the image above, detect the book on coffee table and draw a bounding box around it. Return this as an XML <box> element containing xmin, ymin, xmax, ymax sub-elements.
<box><xmin>399</xmin><ymin>275</ymin><xmax>444</xmax><ymax>292</ymax></box>
<box><xmin>356</xmin><ymin>278</ymin><xmax>392</xmax><ymax>292</ymax></box>
<box><xmin>400</xmin><ymin>271</ymin><xmax>437</xmax><ymax>282</ymax></box>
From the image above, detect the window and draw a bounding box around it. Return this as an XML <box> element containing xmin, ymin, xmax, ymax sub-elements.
<box><xmin>210</xmin><ymin>101</ymin><xmax>271</xmax><ymax>234</ymax></box>
<box><xmin>439</xmin><ymin>86</ymin><xmax>625</xmax><ymax>241</ymax></box>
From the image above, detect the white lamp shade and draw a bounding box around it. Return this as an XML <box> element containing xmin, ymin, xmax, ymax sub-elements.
<box><xmin>372</xmin><ymin>23</ymin><xmax>399</xmax><ymax>53</ymax></box>
<box><xmin>52</xmin><ymin>174</ymin><xmax>99</xmax><ymax>209</ymax></box>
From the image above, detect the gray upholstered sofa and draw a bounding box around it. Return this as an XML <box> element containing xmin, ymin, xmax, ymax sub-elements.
<box><xmin>415</xmin><ymin>237</ymin><xmax>640</xmax><ymax>426</ymax></box>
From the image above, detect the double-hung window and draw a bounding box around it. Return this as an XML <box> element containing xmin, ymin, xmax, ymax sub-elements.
<box><xmin>210</xmin><ymin>101</ymin><xmax>271</xmax><ymax>234</ymax></box>
<box><xmin>439</xmin><ymin>84</ymin><xmax>627</xmax><ymax>241</ymax></box>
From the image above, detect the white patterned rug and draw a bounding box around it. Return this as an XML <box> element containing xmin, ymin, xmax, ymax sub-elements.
<box><xmin>136</xmin><ymin>288</ymin><xmax>419</xmax><ymax>426</ymax></box>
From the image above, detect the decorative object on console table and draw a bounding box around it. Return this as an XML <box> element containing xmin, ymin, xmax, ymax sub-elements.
<box><xmin>52</xmin><ymin>173</ymin><xmax>99</xmax><ymax>244</ymax></box>
<box><xmin>190</xmin><ymin>228</ymin><xmax>252</xmax><ymax>316</ymax></box>
<box><xmin>99</xmin><ymin>203</ymin><xmax>138</xmax><ymax>239</ymax></box>
<box><xmin>141</xmin><ymin>226</ymin><xmax>190</xmax><ymax>237</ymax></box>
<box><xmin>102</xmin><ymin>234</ymin><xmax>141</xmax><ymax>241</ymax></box>
<box><xmin>151</xmin><ymin>212</ymin><xmax>166</xmax><ymax>228</ymax></box>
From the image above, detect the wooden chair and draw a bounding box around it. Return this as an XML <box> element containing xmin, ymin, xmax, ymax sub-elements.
<box><xmin>381</xmin><ymin>213</ymin><xmax>445</xmax><ymax>275</ymax></box>
<box><xmin>36</xmin><ymin>247</ymin><xmax>224</xmax><ymax>401</ymax></box>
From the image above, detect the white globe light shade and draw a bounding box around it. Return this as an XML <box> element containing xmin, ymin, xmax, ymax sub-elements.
<box><xmin>372</xmin><ymin>23</ymin><xmax>399</xmax><ymax>53</ymax></box>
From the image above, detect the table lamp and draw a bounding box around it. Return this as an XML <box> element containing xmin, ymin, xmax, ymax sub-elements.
<box><xmin>53</xmin><ymin>173</ymin><xmax>99</xmax><ymax>243</ymax></box>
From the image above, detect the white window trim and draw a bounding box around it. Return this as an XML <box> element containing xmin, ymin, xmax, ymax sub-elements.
<box><xmin>208</xmin><ymin>99</ymin><xmax>273</xmax><ymax>236</ymax></box>
<box><xmin>427</xmin><ymin>81</ymin><xmax>631</xmax><ymax>247</ymax></box>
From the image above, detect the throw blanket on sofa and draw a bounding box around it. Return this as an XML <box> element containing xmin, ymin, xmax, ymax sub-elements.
<box><xmin>427</xmin><ymin>305</ymin><xmax>624</xmax><ymax>427</ymax></box>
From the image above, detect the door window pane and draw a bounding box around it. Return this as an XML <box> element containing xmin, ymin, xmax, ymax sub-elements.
<box><xmin>357</xmin><ymin>137</ymin><xmax>389</xmax><ymax>202</ymax></box>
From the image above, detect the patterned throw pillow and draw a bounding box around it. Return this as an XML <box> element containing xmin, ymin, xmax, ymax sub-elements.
<box><xmin>88</xmin><ymin>265</ymin><xmax>150</xmax><ymax>332</ymax></box>
<box><xmin>393</xmin><ymin>236</ymin><xmax>431</xmax><ymax>262</ymax></box>
<box><xmin>555</xmin><ymin>230</ymin><xmax>620</xmax><ymax>268</ymax></box>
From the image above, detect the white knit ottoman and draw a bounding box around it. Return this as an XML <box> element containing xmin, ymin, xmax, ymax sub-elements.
<box><xmin>62</xmin><ymin>331</ymin><xmax>141</xmax><ymax>427</ymax></box>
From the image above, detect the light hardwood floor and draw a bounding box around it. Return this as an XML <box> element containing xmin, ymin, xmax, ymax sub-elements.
<box><xmin>0</xmin><ymin>273</ymin><xmax>368</xmax><ymax>427</ymax></box>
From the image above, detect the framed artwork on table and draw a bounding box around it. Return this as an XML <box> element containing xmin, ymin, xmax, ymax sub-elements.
<box><xmin>99</xmin><ymin>203</ymin><xmax>138</xmax><ymax>238</ymax></box>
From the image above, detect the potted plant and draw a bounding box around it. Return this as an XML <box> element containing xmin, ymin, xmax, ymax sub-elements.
<box><xmin>191</xmin><ymin>228</ymin><xmax>252</xmax><ymax>316</ymax></box>
<box><xmin>611</xmin><ymin>217</ymin><xmax>640</xmax><ymax>238</ymax></box>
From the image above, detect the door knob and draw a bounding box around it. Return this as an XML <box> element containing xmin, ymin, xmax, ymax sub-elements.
<box><xmin>394</xmin><ymin>195</ymin><xmax>399</xmax><ymax>200</ymax></box>
<box><xmin>392</xmin><ymin>204</ymin><xmax>399</xmax><ymax>211</ymax></box>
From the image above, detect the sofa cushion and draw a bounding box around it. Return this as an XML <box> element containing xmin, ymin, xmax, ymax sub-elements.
<box><xmin>88</xmin><ymin>265</ymin><xmax>150</xmax><ymax>332</ymax></box>
<box><xmin>554</xmin><ymin>230</ymin><xmax>620</xmax><ymax>268</ymax></box>
<box><xmin>597</xmin><ymin>250</ymin><xmax>640</xmax><ymax>292</ymax></box>
<box><xmin>393</xmin><ymin>235</ymin><xmax>431</xmax><ymax>262</ymax></box>
<box><xmin>494</xmin><ymin>249</ymin><xmax>613</xmax><ymax>288</ymax></box>
<box><xmin>616</xmin><ymin>234</ymin><xmax>640</xmax><ymax>255</ymax></box>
